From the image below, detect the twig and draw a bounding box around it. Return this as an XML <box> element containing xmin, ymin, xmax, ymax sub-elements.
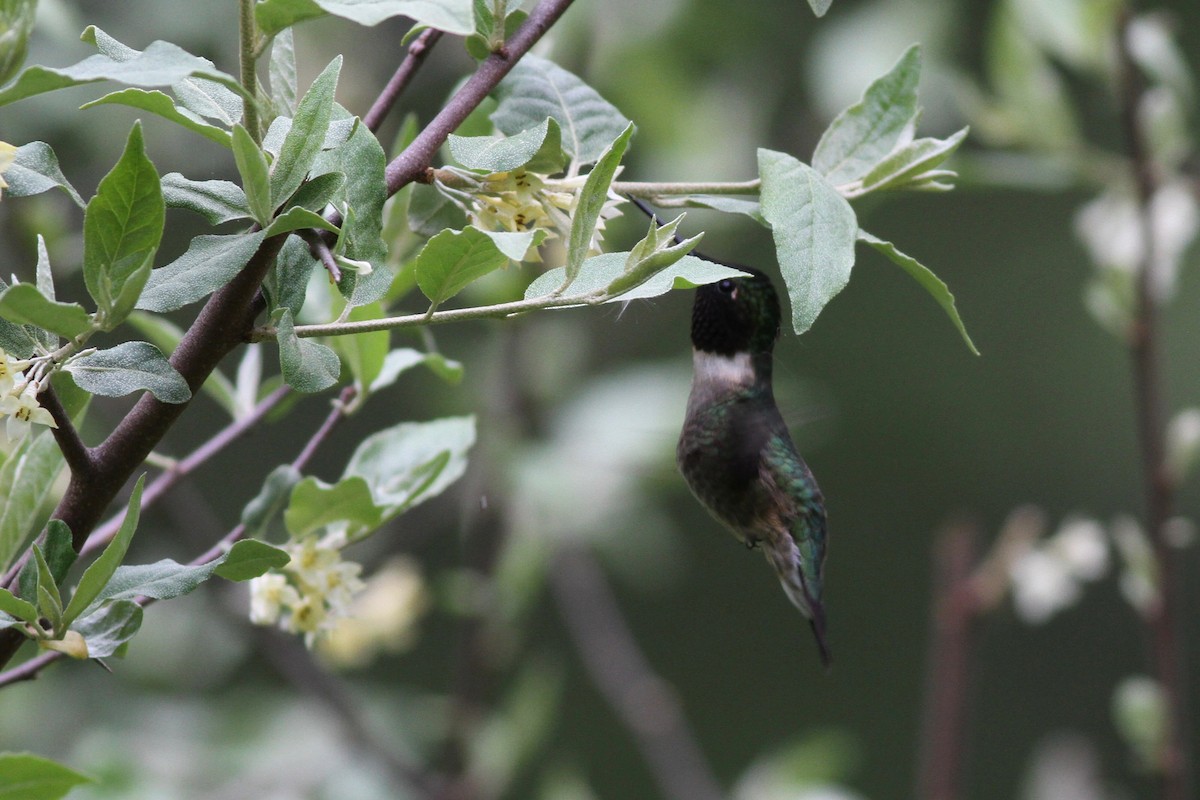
<box><xmin>1116</xmin><ymin>11</ymin><xmax>1193</xmax><ymax>800</ymax></box>
<box><xmin>916</xmin><ymin>522</ymin><xmax>981</xmax><ymax>800</ymax></box>
<box><xmin>238</xmin><ymin>0</ymin><xmax>261</xmax><ymax>140</ymax></box>
<box><xmin>549</xmin><ymin>545</ymin><xmax>724</xmax><ymax>800</ymax></box>
<box><xmin>363</xmin><ymin>28</ymin><xmax>443</xmax><ymax>133</ymax></box>
<box><xmin>41</xmin><ymin>386</ymin><xmax>92</xmax><ymax>477</ymax></box>
<box><xmin>299</xmin><ymin>229</ymin><xmax>342</xmax><ymax>282</ymax></box>
<box><xmin>0</xmin><ymin>386</ymin><xmax>354</xmax><ymax>689</ymax></box>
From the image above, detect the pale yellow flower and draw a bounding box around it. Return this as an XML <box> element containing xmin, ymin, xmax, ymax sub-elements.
<box><xmin>0</xmin><ymin>141</ymin><xmax>16</xmax><ymax>200</ymax></box>
<box><xmin>0</xmin><ymin>383</ymin><xmax>57</xmax><ymax>440</ymax></box>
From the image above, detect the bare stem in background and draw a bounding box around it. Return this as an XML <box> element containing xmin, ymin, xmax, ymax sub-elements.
<box><xmin>550</xmin><ymin>545</ymin><xmax>724</xmax><ymax>800</ymax></box>
<box><xmin>916</xmin><ymin>523</ymin><xmax>981</xmax><ymax>800</ymax></box>
<box><xmin>363</xmin><ymin>28</ymin><xmax>443</xmax><ymax>133</ymax></box>
<box><xmin>1116</xmin><ymin>10</ymin><xmax>1193</xmax><ymax>800</ymax></box>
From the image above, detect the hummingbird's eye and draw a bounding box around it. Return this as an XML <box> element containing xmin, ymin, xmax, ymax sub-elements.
<box><xmin>717</xmin><ymin>279</ymin><xmax>736</xmax><ymax>294</ymax></box>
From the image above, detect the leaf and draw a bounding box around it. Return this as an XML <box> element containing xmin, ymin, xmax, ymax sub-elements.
<box><xmin>263</xmin><ymin>206</ymin><xmax>340</xmax><ymax>237</ymax></box>
<box><xmin>82</xmin><ymin>122</ymin><xmax>165</xmax><ymax>330</ymax></box>
<box><xmin>4</xmin><ymin>142</ymin><xmax>86</xmax><ymax>207</ymax></box>
<box><xmin>333</xmin><ymin>303</ymin><xmax>390</xmax><ymax>392</ymax></box>
<box><xmin>256</xmin><ymin>0</ymin><xmax>475</xmax><ymax>36</ymax></box>
<box><xmin>160</xmin><ymin>173</ymin><xmax>251</xmax><ymax>224</ymax></box>
<box><xmin>0</xmin><ymin>587</ymin><xmax>38</xmax><ymax>624</ymax></box>
<box><xmin>0</xmin><ymin>753</ymin><xmax>93</xmax><ymax>800</ymax></box>
<box><xmin>491</xmin><ymin>54</ymin><xmax>633</xmax><ymax>166</ymax></box>
<box><xmin>811</xmin><ymin>44</ymin><xmax>922</xmax><ymax>187</ymax></box>
<box><xmin>80</xmin><ymin>88</ymin><xmax>233</xmax><ymax>147</ymax></box>
<box><xmin>0</xmin><ymin>431</ymin><xmax>67</xmax><ymax>576</ymax></box>
<box><xmin>261</xmin><ymin>116</ymin><xmax>356</xmax><ymax>158</ymax></box>
<box><xmin>214</xmin><ymin>539</ymin><xmax>291</xmax><ymax>581</ymax></box>
<box><xmin>414</xmin><ymin>226</ymin><xmax>512</xmax><ymax>307</ymax></box>
<box><xmin>683</xmin><ymin>195</ymin><xmax>763</xmax><ymax>221</ymax></box>
<box><xmin>137</xmin><ymin>231</ymin><xmax>268</xmax><ymax>314</ymax></box>
<box><xmin>563</xmin><ymin>123</ymin><xmax>634</xmax><ymax>283</ymax></box>
<box><xmin>126</xmin><ymin>312</ymin><xmax>237</xmax><ymax>417</ymax></box>
<box><xmin>524</xmin><ymin>253</ymin><xmax>749</xmax><ymax>303</ymax></box>
<box><xmin>0</xmin><ymin>284</ymin><xmax>93</xmax><ymax>340</ymax></box>
<box><xmin>72</xmin><ymin>599</ymin><xmax>142</xmax><ymax>658</ymax></box>
<box><xmin>275</xmin><ymin>309</ymin><xmax>341</xmax><ymax>393</ymax></box>
<box><xmin>285</xmin><ymin>475</ymin><xmax>384</xmax><ymax>539</ymax></box>
<box><xmin>64</xmin><ymin>342</ymin><xmax>191</xmax><ymax>403</ymax></box>
<box><xmin>231</xmin><ymin>124</ymin><xmax>273</xmax><ymax>226</ymax></box>
<box><xmin>344</xmin><ymin>415</ymin><xmax>475</xmax><ymax>524</ymax></box>
<box><xmin>807</xmin><ymin>0</ymin><xmax>834</xmax><ymax>16</ymax></box>
<box><xmin>449</xmin><ymin>117</ymin><xmax>566</xmax><ymax>173</ymax></box>
<box><xmin>21</xmin><ymin>521</ymin><xmax>76</xmax><ymax>600</ymax></box>
<box><xmin>858</xmin><ymin>231</ymin><xmax>979</xmax><ymax>355</ymax></box>
<box><xmin>285</xmin><ymin>171</ymin><xmax>345</xmax><ymax>213</ymax></box>
<box><xmin>0</xmin><ymin>0</ymin><xmax>36</xmax><ymax>86</ymax></box>
<box><xmin>268</xmin><ymin>28</ymin><xmax>299</xmax><ymax>115</ymax></box>
<box><xmin>240</xmin><ymin>465</ymin><xmax>302</xmax><ymax>538</ymax></box>
<box><xmin>266</xmin><ymin>235</ymin><xmax>318</xmax><ymax>318</ymax></box>
<box><xmin>60</xmin><ymin>475</ymin><xmax>145</xmax><ymax>630</ymax></box>
<box><xmin>852</xmin><ymin>128</ymin><xmax>968</xmax><ymax>195</ymax></box>
<box><xmin>271</xmin><ymin>56</ymin><xmax>341</xmax><ymax>207</ymax></box>
<box><xmin>0</xmin><ymin>31</ymin><xmax>249</xmax><ymax>107</ymax></box>
<box><xmin>758</xmin><ymin>148</ymin><xmax>858</xmax><ymax>335</ymax></box>
<box><xmin>368</xmin><ymin>347</ymin><xmax>464</xmax><ymax>393</ymax></box>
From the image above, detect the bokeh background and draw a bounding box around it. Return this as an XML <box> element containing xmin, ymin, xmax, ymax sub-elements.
<box><xmin>1</xmin><ymin>0</ymin><xmax>1199</xmax><ymax>798</ymax></box>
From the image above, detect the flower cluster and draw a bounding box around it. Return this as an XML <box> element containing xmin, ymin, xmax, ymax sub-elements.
<box><xmin>0</xmin><ymin>347</ymin><xmax>57</xmax><ymax>441</ymax></box>
<box><xmin>316</xmin><ymin>557</ymin><xmax>428</xmax><ymax>669</ymax></box>
<box><xmin>248</xmin><ymin>535</ymin><xmax>366</xmax><ymax>648</ymax></box>
<box><xmin>0</xmin><ymin>140</ymin><xmax>15</xmax><ymax>200</ymax></box>
<box><xmin>1008</xmin><ymin>515</ymin><xmax>1109</xmax><ymax>624</ymax></box>
<box><xmin>464</xmin><ymin>168</ymin><xmax>624</xmax><ymax>258</ymax></box>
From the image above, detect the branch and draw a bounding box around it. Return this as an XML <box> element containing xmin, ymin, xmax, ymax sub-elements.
<box><xmin>363</xmin><ymin>28</ymin><xmax>443</xmax><ymax>133</ymax></box>
<box><xmin>41</xmin><ymin>385</ymin><xmax>92</xmax><ymax>477</ymax></box>
<box><xmin>1115</xmin><ymin>11</ymin><xmax>1193</xmax><ymax>800</ymax></box>
<box><xmin>549</xmin><ymin>545</ymin><xmax>724</xmax><ymax>800</ymax></box>
<box><xmin>383</xmin><ymin>0</ymin><xmax>578</xmax><ymax>196</ymax></box>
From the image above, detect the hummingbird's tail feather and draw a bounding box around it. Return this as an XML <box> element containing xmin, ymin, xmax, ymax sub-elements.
<box><xmin>763</xmin><ymin>539</ymin><xmax>831</xmax><ymax>668</ymax></box>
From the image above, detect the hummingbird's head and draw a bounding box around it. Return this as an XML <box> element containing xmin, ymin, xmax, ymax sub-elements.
<box><xmin>690</xmin><ymin>267</ymin><xmax>781</xmax><ymax>356</ymax></box>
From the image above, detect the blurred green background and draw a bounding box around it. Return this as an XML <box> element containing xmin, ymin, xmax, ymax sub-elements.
<box><xmin>1</xmin><ymin>0</ymin><xmax>1199</xmax><ymax>798</ymax></box>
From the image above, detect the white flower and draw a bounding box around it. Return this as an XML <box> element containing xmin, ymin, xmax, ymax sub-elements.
<box><xmin>0</xmin><ymin>382</ymin><xmax>57</xmax><ymax>440</ymax></box>
<box><xmin>1009</xmin><ymin>548</ymin><xmax>1079</xmax><ymax>624</ymax></box>
<box><xmin>317</xmin><ymin>557</ymin><xmax>428</xmax><ymax>669</ymax></box>
<box><xmin>1048</xmin><ymin>517</ymin><xmax>1108</xmax><ymax>581</ymax></box>
<box><xmin>249</xmin><ymin>573</ymin><xmax>299</xmax><ymax>625</ymax></box>
<box><xmin>0</xmin><ymin>141</ymin><xmax>15</xmax><ymax>200</ymax></box>
<box><xmin>0</xmin><ymin>348</ymin><xmax>25</xmax><ymax>394</ymax></box>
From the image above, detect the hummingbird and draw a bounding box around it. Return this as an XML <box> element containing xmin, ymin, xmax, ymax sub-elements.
<box><xmin>676</xmin><ymin>266</ymin><xmax>831</xmax><ymax>668</ymax></box>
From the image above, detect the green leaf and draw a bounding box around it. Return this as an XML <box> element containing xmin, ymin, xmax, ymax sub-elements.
<box><xmin>285</xmin><ymin>171</ymin><xmax>345</xmax><ymax>212</ymax></box>
<box><xmin>449</xmin><ymin>117</ymin><xmax>566</xmax><ymax>173</ymax></box>
<box><xmin>275</xmin><ymin>309</ymin><xmax>341</xmax><ymax>393</ymax></box>
<box><xmin>138</xmin><ymin>231</ymin><xmax>268</xmax><ymax>313</ymax></box>
<box><xmin>72</xmin><ymin>599</ymin><xmax>142</xmax><ymax>658</ymax></box>
<box><xmin>231</xmin><ymin>124</ymin><xmax>274</xmax><ymax>226</ymax></box>
<box><xmin>0</xmin><ymin>753</ymin><xmax>93</xmax><ymax>800</ymax></box>
<box><xmin>241</xmin><ymin>465</ymin><xmax>302</xmax><ymax>538</ymax></box>
<box><xmin>604</xmin><ymin>216</ymin><xmax>703</xmax><ymax>297</ymax></box>
<box><xmin>344</xmin><ymin>415</ymin><xmax>475</xmax><ymax>529</ymax></box>
<box><xmin>0</xmin><ymin>587</ymin><xmax>38</xmax><ymax>625</ymax></box>
<box><xmin>807</xmin><ymin>0</ymin><xmax>834</xmax><ymax>16</ymax></box>
<box><xmin>4</xmin><ymin>142</ymin><xmax>86</xmax><ymax>208</ymax></box>
<box><xmin>368</xmin><ymin>347</ymin><xmax>464</xmax><ymax>393</ymax></box>
<box><xmin>852</xmin><ymin>128</ymin><xmax>968</xmax><ymax>195</ymax></box>
<box><xmin>333</xmin><ymin>303</ymin><xmax>390</xmax><ymax>392</ymax></box>
<box><xmin>0</xmin><ymin>431</ymin><xmax>67</xmax><ymax>576</ymax></box>
<box><xmin>0</xmin><ymin>31</ymin><xmax>249</xmax><ymax>107</ymax></box>
<box><xmin>126</xmin><ymin>312</ymin><xmax>237</xmax><ymax>417</ymax></box>
<box><xmin>64</xmin><ymin>342</ymin><xmax>191</xmax><ymax>403</ymax></box>
<box><xmin>683</xmin><ymin>195</ymin><xmax>763</xmax><ymax>221</ymax></box>
<box><xmin>525</xmin><ymin>253</ymin><xmax>749</xmax><ymax>303</ymax></box>
<box><xmin>266</xmin><ymin>236</ymin><xmax>318</xmax><ymax>318</ymax></box>
<box><xmin>564</xmin><ymin>123</ymin><xmax>634</xmax><ymax>284</ymax></box>
<box><xmin>60</xmin><ymin>474</ymin><xmax>145</xmax><ymax>630</ymax></box>
<box><xmin>82</xmin><ymin>122</ymin><xmax>165</xmax><ymax>330</ymax></box>
<box><xmin>285</xmin><ymin>475</ymin><xmax>384</xmax><ymax>539</ymax></box>
<box><xmin>33</xmin><ymin>546</ymin><xmax>63</xmax><ymax>626</ymax></box>
<box><xmin>214</xmin><ymin>539</ymin><xmax>290</xmax><ymax>581</ymax></box>
<box><xmin>263</xmin><ymin>206</ymin><xmax>340</xmax><ymax>237</ymax></box>
<box><xmin>415</xmin><ymin>226</ymin><xmax>511</xmax><ymax>307</ymax></box>
<box><xmin>0</xmin><ymin>0</ymin><xmax>37</xmax><ymax>86</ymax></box>
<box><xmin>491</xmin><ymin>54</ymin><xmax>633</xmax><ymax>166</ymax></box>
<box><xmin>0</xmin><ymin>284</ymin><xmax>93</xmax><ymax>340</ymax></box>
<box><xmin>161</xmin><ymin>173</ymin><xmax>252</xmax><ymax>224</ymax></box>
<box><xmin>271</xmin><ymin>56</ymin><xmax>341</xmax><ymax>207</ymax></box>
<box><xmin>81</xmin><ymin>88</ymin><xmax>233</xmax><ymax>147</ymax></box>
<box><xmin>19</xmin><ymin>521</ymin><xmax>76</xmax><ymax>604</ymax></box>
<box><xmin>858</xmin><ymin>231</ymin><xmax>979</xmax><ymax>355</ymax></box>
<box><xmin>268</xmin><ymin>28</ymin><xmax>298</xmax><ymax>116</ymax></box>
<box><xmin>811</xmin><ymin>44</ymin><xmax>922</xmax><ymax>187</ymax></box>
<box><xmin>262</xmin><ymin>116</ymin><xmax>356</xmax><ymax>158</ymax></box>
<box><xmin>758</xmin><ymin>148</ymin><xmax>858</xmax><ymax>335</ymax></box>
<box><xmin>255</xmin><ymin>0</ymin><xmax>475</xmax><ymax>36</ymax></box>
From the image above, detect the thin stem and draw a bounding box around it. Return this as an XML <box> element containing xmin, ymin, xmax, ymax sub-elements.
<box><xmin>239</xmin><ymin>0</ymin><xmax>261</xmax><ymax>141</ymax></box>
<box><xmin>611</xmin><ymin>179</ymin><xmax>760</xmax><ymax>197</ymax></box>
<box><xmin>1116</xmin><ymin>11</ymin><xmax>1193</xmax><ymax>800</ymax></box>
<box><xmin>363</xmin><ymin>28</ymin><xmax>443</xmax><ymax>133</ymax></box>
<box><xmin>549</xmin><ymin>546</ymin><xmax>724</xmax><ymax>800</ymax></box>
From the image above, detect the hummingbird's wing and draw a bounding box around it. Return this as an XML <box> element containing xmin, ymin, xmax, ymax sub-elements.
<box><xmin>757</xmin><ymin>431</ymin><xmax>831</xmax><ymax>667</ymax></box>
